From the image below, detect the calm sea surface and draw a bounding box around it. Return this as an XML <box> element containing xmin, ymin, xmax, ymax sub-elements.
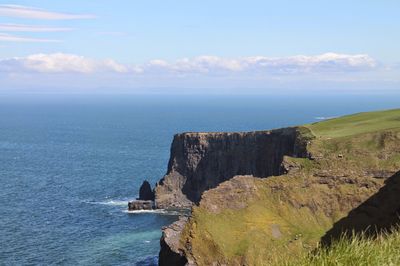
<box><xmin>0</xmin><ymin>94</ymin><xmax>399</xmax><ymax>265</ymax></box>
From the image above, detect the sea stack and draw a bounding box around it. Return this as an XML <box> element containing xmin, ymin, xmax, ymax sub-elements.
<box><xmin>128</xmin><ymin>180</ymin><xmax>155</xmax><ymax>211</ymax></box>
<box><xmin>138</xmin><ymin>180</ymin><xmax>155</xmax><ymax>201</ymax></box>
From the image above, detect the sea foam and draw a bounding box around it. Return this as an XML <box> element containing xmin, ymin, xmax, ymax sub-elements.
<box><xmin>123</xmin><ymin>209</ymin><xmax>182</xmax><ymax>215</ymax></box>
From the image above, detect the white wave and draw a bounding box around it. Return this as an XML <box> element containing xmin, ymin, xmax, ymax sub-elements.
<box><xmin>123</xmin><ymin>209</ymin><xmax>182</xmax><ymax>215</ymax></box>
<box><xmin>83</xmin><ymin>199</ymin><xmax>134</xmax><ymax>207</ymax></box>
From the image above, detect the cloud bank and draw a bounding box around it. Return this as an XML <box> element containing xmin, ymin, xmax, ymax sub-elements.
<box><xmin>141</xmin><ymin>53</ymin><xmax>376</xmax><ymax>75</ymax></box>
<box><xmin>0</xmin><ymin>52</ymin><xmax>377</xmax><ymax>75</ymax></box>
<box><xmin>1</xmin><ymin>52</ymin><xmax>397</xmax><ymax>92</ymax></box>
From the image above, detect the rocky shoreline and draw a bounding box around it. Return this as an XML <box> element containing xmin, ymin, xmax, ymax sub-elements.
<box><xmin>127</xmin><ymin>200</ymin><xmax>154</xmax><ymax>211</ymax></box>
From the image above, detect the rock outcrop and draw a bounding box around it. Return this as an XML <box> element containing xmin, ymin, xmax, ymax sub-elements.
<box><xmin>127</xmin><ymin>180</ymin><xmax>155</xmax><ymax>211</ymax></box>
<box><xmin>159</xmin><ymin>217</ymin><xmax>189</xmax><ymax>266</ymax></box>
<box><xmin>128</xmin><ymin>200</ymin><xmax>154</xmax><ymax>211</ymax></box>
<box><xmin>154</xmin><ymin>127</ymin><xmax>310</xmax><ymax>209</ymax></box>
<box><xmin>138</xmin><ymin>180</ymin><xmax>155</xmax><ymax>201</ymax></box>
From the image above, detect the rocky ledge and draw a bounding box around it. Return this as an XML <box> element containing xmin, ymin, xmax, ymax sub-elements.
<box><xmin>128</xmin><ymin>200</ymin><xmax>154</xmax><ymax>211</ymax></box>
<box><xmin>127</xmin><ymin>180</ymin><xmax>156</xmax><ymax>211</ymax></box>
<box><xmin>159</xmin><ymin>217</ymin><xmax>190</xmax><ymax>266</ymax></box>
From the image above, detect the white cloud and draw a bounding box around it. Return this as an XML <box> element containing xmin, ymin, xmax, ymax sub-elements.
<box><xmin>160</xmin><ymin>56</ymin><xmax>245</xmax><ymax>73</ymax></box>
<box><xmin>0</xmin><ymin>33</ymin><xmax>60</xmax><ymax>43</ymax></box>
<box><xmin>144</xmin><ymin>53</ymin><xmax>376</xmax><ymax>75</ymax></box>
<box><xmin>0</xmin><ymin>52</ymin><xmax>378</xmax><ymax>75</ymax></box>
<box><xmin>0</xmin><ymin>4</ymin><xmax>95</xmax><ymax>20</ymax></box>
<box><xmin>25</xmin><ymin>53</ymin><xmax>128</xmax><ymax>73</ymax></box>
<box><xmin>0</xmin><ymin>23</ymin><xmax>72</xmax><ymax>32</ymax></box>
<box><xmin>0</xmin><ymin>53</ymin><xmax>128</xmax><ymax>73</ymax></box>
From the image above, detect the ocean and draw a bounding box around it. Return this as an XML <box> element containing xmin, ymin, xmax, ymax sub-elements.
<box><xmin>0</xmin><ymin>93</ymin><xmax>399</xmax><ymax>265</ymax></box>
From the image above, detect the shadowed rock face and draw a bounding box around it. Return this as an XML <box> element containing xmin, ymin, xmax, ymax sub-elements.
<box><xmin>321</xmin><ymin>170</ymin><xmax>400</xmax><ymax>245</ymax></box>
<box><xmin>154</xmin><ymin>127</ymin><xmax>309</xmax><ymax>209</ymax></box>
<box><xmin>159</xmin><ymin>217</ymin><xmax>189</xmax><ymax>266</ymax></box>
<box><xmin>138</xmin><ymin>180</ymin><xmax>154</xmax><ymax>201</ymax></box>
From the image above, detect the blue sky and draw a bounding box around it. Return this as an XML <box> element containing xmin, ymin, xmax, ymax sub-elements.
<box><xmin>0</xmin><ymin>0</ymin><xmax>399</xmax><ymax>93</ymax></box>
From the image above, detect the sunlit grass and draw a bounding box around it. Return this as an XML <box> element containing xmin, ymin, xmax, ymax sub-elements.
<box><xmin>281</xmin><ymin>228</ymin><xmax>400</xmax><ymax>266</ymax></box>
<box><xmin>307</xmin><ymin>108</ymin><xmax>400</xmax><ymax>138</ymax></box>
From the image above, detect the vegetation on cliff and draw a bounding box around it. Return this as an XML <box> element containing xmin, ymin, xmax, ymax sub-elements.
<box><xmin>173</xmin><ymin>109</ymin><xmax>400</xmax><ymax>265</ymax></box>
<box><xmin>283</xmin><ymin>228</ymin><xmax>400</xmax><ymax>266</ymax></box>
<box><xmin>307</xmin><ymin>109</ymin><xmax>400</xmax><ymax>138</ymax></box>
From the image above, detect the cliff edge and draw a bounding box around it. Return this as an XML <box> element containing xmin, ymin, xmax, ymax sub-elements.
<box><xmin>157</xmin><ymin>109</ymin><xmax>400</xmax><ymax>265</ymax></box>
<box><xmin>154</xmin><ymin>127</ymin><xmax>310</xmax><ymax>209</ymax></box>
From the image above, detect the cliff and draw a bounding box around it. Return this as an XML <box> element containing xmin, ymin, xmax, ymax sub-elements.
<box><xmin>157</xmin><ymin>109</ymin><xmax>400</xmax><ymax>265</ymax></box>
<box><xmin>154</xmin><ymin>127</ymin><xmax>310</xmax><ymax>209</ymax></box>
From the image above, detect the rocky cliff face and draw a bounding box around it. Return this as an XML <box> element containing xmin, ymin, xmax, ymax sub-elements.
<box><xmin>159</xmin><ymin>217</ymin><xmax>189</xmax><ymax>266</ymax></box>
<box><xmin>156</xmin><ymin>108</ymin><xmax>400</xmax><ymax>265</ymax></box>
<box><xmin>120</xmin><ymin>109</ymin><xmax>400</xmax><ymax>265</ymax></box>
<box><xmin>154</xmin><ymin>127</ymin><xmax>310</xmax><ymax>209</ymax></box>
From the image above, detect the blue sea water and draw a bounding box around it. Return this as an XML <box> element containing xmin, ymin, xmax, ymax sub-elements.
<box><xmin>0</xmin><ymin>93</ymin><xmax>399</xmax><ymax>265</ymax></box>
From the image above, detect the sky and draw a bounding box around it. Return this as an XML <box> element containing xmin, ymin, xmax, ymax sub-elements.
<box><xmin>0</xmin><ymin>0</ymin><xmax>399</xmax><ymax>93</ymax></box>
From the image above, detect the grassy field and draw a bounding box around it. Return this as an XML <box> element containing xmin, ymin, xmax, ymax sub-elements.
<box><xmin>306</xmin><ymin>109</ymin><xmax>400</xmax><ymax>138</ymax></box>
<box><xmin>282</xmin><ymin>228</ymin><xmax>400</xmax><ymax>266</ymax></box>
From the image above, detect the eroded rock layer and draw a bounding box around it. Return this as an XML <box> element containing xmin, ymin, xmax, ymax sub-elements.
<box><xmin>154</xmin><ymin>127</ymin><xmax>309</xmax><ymax>208</ymax></box>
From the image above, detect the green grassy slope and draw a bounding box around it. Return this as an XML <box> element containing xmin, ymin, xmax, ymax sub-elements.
<box><xmin>307</xmin><ymin>109</ymin><xmax>400</xmax><ymax>138</ymax></box>
<box><xmin>283</xmin><ymin>229</ymin><xmax>400</xmax><ymax>266</ymax></box>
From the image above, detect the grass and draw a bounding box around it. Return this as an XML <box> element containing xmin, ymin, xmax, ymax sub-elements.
<box><xmin>307</xmin><ymin>109</ymin><xmax>400</xmax><ymax>138</ymax></box>
<box><xmin>183</xmin><ymin>176</ymin><xmax>352</xmax><ymax>265</ymax></box>
<box><xmin>305</xmin><ymin>109</ymin><xmax>400</xmax><ymax>173</ymax></box>
<box><xmin>282</xmin><ymin>228</ymin><xmax>400</xmax><ymax>266</ymax></box>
